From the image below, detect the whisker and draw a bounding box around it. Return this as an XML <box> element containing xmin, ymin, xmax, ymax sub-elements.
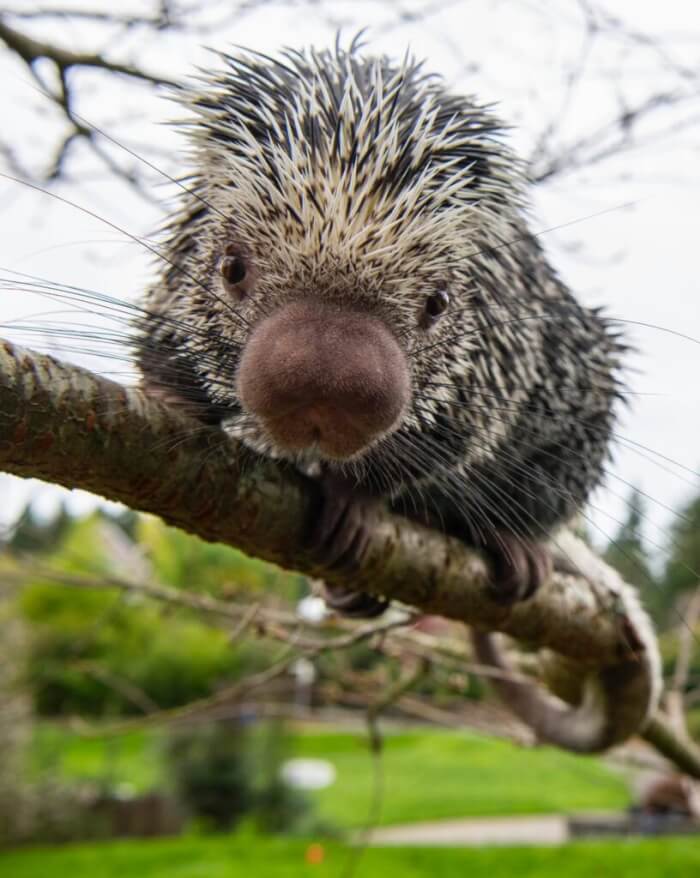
<box><xmin>410</xmin><ymin>400</ymin><xmax>700</xmax><ymax>607</ymax></box>
<box><xmin>0</xmin><ymin>174</ymin><xmax>251</xmax><ymax>332</ymax></box>
<box><xmin>413</xmin><ymin>390</ymin><xmax>700</xmax><ymax>487</ymax></box>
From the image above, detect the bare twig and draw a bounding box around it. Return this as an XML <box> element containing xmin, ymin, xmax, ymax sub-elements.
<box><xmin>0</xmin><ymin>19</ymin><xmax>173</xmax><ymax>86</ymax></box>
<box><xmin>0</xmin><ymin>14</ymin><xmax>175</xmax><ymax>190</ymax></box>
<box><xmin>74</xmin><ymin>660</ymin><xmax>160</xmax><ymax>715</ymax></box>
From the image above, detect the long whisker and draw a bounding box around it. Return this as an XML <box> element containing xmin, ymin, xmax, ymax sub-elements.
<box><xmin>414</xmin><ymin>389</ymin><xmax>700</xmax><ymax>485</ymax></box>
<box><xmin>410</xmin><ymin>399</ymin><xmax>700</xmax><ymax>600</ymax></box>
<box><xmin>414</xmin><ymin>394</ymin><xmax>693</xmax><ymax>532</ymax></box>
<box><xmin>20</xmin><ymin>77</ymin><xmax>227</xmax><ymax>221</ymax></box>
<box><xmin>0</xmin><ymin>173</ymin><xmax>251</xmax><ymax>331</ymax></box>
<box><xmin>410</xmin><ymin>307</ymin><xmax>699</xmax><ymax>361</ymax></box>
<box><xmin>406</xmin><ymin>404</ymin><xmax>690</xmax><ymax>614</ymax></box>
<box><xmin>462</xmin><ymin>200</ymin><xmax>640</xmax><ymax>269</ymax></box>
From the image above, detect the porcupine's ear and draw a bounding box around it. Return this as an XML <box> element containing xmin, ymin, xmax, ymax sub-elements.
<box><xmin>138</xmin><ymin>330</ymin><xmax>225</xmax><ymax>425</ymax></box>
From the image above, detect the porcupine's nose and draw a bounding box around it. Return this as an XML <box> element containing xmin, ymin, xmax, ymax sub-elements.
<box><xmin>237</xmin><ymin>301</ymin><xmax>410</xmax><ymax>459</ymax></box>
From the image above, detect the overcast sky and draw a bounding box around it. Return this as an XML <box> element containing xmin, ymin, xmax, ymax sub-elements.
<box><xmin>1</xmin><ymin>0</ymin><xmax>699</xmax><ymax>559</ymax></box>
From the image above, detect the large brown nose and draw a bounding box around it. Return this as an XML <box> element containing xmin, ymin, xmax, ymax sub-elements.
<box><xmin>237</xmin><ymin>301</ymin><xmax>410</xmax><ymax>459</ymax></box>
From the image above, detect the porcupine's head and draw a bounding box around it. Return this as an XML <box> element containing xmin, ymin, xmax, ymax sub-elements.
<box><xmin>154</xmin><ymin>40</ymin><xmax>529</xmax><ymax>480</ymax></box>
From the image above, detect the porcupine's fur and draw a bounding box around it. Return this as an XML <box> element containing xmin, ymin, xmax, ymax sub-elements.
<box><xmin>132</xmin><ymin>39</ymin><xmax>651</xmax><ymax>752</ymax></box>
<box><xmin>137</xmin><ymin>40</ymin><xmax>625</xmax><ymax>556</ymax></box>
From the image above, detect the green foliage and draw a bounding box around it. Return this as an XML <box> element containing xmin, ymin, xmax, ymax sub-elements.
<box><xmin>163</xmin><ymin>720</ymin><xmax>321</xmax><ymax>835</ymax></box>
<box><xmin>0</xmin><ymin>588</ymin><xmax>34</xmax><ymax>845</ymax></box>
<box><xmin>22</xmin><ymin>585</ymin><xmax>250</xmax><ymax>715</ymax></box>
<box><xmin>31</xmin><ymin>725</ymin><xmax>631</xmax><ymax>827</ymax></box>
<box><xmin>254</xmin><ymin>777</ymin><xmax>314</xmax><ymax>834</ymax></box>
<box><xmin>3</xmin><ymin>834</ymin><xmax>700</xmax><ymax>878</ymax></box>
<box><xmin>8</xmin><ymin>502</ymin><xmax>73</xmax><ymax>555</ymax></box>
<box><xmin>687</xmin><ymin>708</ymin><xmax>700</xmax><ymax>740</ymax></box>
<box><xmin>603</xmin><ymin>488</ymin><xmax>662</xmax><ymax>619</ymax></box>
<box><xmin>252</xmin><ymin>721</ymin><xmax>316</xmax><ymax>835</ymax></box>
<box><xmin>15</xmin><ymin>513</ymin><xmax>280</xmax><ymax>715</ymax></box>
<box><xmin>291</xmin><ymin>729</ymin><xmax>630</xmax><ymax>826</ymax></box>
<box><xmin>136</xmin><ymin>515</ymin><xmax>305</xmax><ymax>602</ymax></box>
<box><xmin>31</xmin><ymin>727</ymin><xmax>162</xmax><ymax>793</ymax></box>
<box><xmin>165</xmin><ymin>721</ymin><xmax>255</xmax><ymax>831</ymax></box>
<box><xmin>658</xmin><ymin>621</ymin><xmax>700</xmax><ymax>696</ymax></box>
<box><xmin>662</xmin><ymin>493</ymin><xmax>700</xmax><ymax>620</ymax></box>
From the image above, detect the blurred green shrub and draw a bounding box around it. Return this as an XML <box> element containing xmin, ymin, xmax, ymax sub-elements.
<box><xmin>13</xmin><ymin>510</ymin><xmax>292</xmax><ymax>716</ymax></box>
<box><xmin>164</xmin><ymin>719</ymin><xmax>325</xmax><ymax>836</ymax></box>
<box><xmin>253</xmin><ymin>720</ymin><xmax>314</xmax><ymax>835</ymax></box>
<box><xmin>165</xmin><ymin>720</ymin><xmax>255</xmax><ymax>831</ymax></box>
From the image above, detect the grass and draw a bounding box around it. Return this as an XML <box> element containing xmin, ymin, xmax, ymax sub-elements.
<box><xmin>31</xmin><ymin>723</ymin><xmax>631</xmax><ymax>827</ymax></box>
<box><xmin>3</xmin><ymin>834</ymin><xmax>700</xmax><ymax>878</ymax></box>
<box><xmin>292</xmin><ymin>727</ymin><xmax>630</xmax><ymax>823</ymax></box>
<box><xmin>15</xmin><ymin>723</ymin><xmax>688</xmax><ymax>877</ymax></box>
<box><xmin>31</xmin><ymin>725</ymin><xmax>163</xmax><ymax>794</ymax></box>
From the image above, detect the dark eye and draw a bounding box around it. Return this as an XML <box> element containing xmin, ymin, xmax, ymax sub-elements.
<box><xmin>219</xmin><ymin>255</ymin><xmax>247</xmax><ymax>293</ymax></box>
<box><xmin>422</xmin><ymin>288</ymin><xmax>450</xmax><ymax>325</ymax></box>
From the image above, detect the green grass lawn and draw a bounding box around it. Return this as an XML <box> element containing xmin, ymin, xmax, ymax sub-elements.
<box><xmin>15</xmin><ymin>724</ymin><xmax>690</xmax><ymax>877</ymax></box>
<box><xmin>3</xmin><ymin>834</ymin><xmax>700</xmax><ymax>878</ymax></box>
<box><xmin>31</xmin><ymin>723</ymin><xmax>630</xmax><ymax>828</ymax></box>
<box><xmin>292</xmin><ymin>728</ymin><xmax>630</xmax><ymax>824</ymax></box>
<box><xmin>31</xmin><ymin>724</ymin><xmax>164</xmax><ymax>794</ymax></box>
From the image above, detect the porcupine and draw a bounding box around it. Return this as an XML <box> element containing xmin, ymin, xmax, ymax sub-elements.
<box><xmin>136</xmin><ymin>40</ymin><xmax>629</xmax><ymax>721</ymax></box>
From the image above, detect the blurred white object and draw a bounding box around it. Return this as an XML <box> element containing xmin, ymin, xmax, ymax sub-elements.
<box><xmin>281</xmin><ymin>758</ymin><xmax>336</xmax><ymax>790</ymax></box>
<box><xmin>296</xmin><ymin>595</ymin><xmax>328</xmax><ymax>623</ymax></box>
<box><xmin>292</xmin><ymin>657</ymin><xmax>316</xmax><ymax>686</ymax></box>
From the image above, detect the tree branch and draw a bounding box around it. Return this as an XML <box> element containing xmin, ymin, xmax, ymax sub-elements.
<box><xmin>0</xmin><ymin>337</ymin><xmax>687</xmax><ymax>768</ymax></box>
<box><xmin>0</xmin><ymin>19</ymin><xmax>173</xmax><ymax>86</ymax></box>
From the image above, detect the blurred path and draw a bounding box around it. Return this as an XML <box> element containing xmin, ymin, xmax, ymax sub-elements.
<box><xmin>367</xmin><ymin>814</ymin><xmax>569</xmax><ymax>846</ymax></box>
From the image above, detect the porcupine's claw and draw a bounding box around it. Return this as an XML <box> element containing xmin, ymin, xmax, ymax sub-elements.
<box><xmin>481</xmin><ymin>530</ymin><xmax>553</xmax><ymax>605</ymax></box>
<box><xmin>305</xmin><ymin>472</ymin><xmax>389</xmax><ymax>619</ymax></box>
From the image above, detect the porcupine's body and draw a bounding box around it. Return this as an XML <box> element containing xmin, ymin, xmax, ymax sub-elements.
<box><xmin>137</xmin><ymin>42</ymin><xmax>624</xmax><ymax>609</ymax></box>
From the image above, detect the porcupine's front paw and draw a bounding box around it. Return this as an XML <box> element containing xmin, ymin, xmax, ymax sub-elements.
<box><xmin>481</xmin><ymin>530</ymin><xmax>553</xmax><ymax>605</ymax></box>
<box><xmin>305</xmin><ymin>472</ymin><xmax>389</xmax><ymax>619</ymax></box>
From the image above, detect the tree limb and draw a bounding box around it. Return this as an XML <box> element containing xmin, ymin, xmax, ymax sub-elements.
<box><xmin>642</xmin><ymin>715</ymin><xmax>700</xmax><ymax>778</ymax></box>
<box><xmin>0</xmin><ymin>337</ymin><xmax>683</xmax><ymax>766</ymax></box>
<box><xmin>0</xmin><ymin>19</ymin><xmax>172</xmax><ymax>86</ymax></box>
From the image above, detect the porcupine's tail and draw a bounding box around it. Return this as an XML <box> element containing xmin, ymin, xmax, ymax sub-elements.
<box><xmin>470</xmin><ymin>630</ymin><xmax>653</xmax><ymax>751</ymax></box>
<box><xmin>470</xmin><ymin>536</ymin><xmax>661</xmax><ymax>752</ymax></box>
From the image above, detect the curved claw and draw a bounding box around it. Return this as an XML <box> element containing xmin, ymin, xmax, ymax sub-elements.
<box><xmin>483</xmin><ymin>531</ymin><xmax>552</xmax><ymax>605</ymax></box>
<box><xmin>323</xmin><ymin>584</ymin><xmax>389</xmax><ymax>619</ymax></box>
<box><xmin>305</xmin><ymin>471</ymin><xmax>389</xmax><ymax>619</ymax></box>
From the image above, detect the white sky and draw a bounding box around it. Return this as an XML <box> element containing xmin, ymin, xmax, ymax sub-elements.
<box><xmin>0</xmin><ymin>0</ymin><xmax>699</xmax><ymax>559</ymax></box>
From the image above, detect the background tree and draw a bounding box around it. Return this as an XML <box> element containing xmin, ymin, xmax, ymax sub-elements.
<box><xmin>662</xmin><ymin>493</ymin><xmax>700</xmax><ymax>622</ymax></box>
<box><xmin>603</xmin><ymin>488</ymin><xmax>661</xmax><ymax>621</ymax></box>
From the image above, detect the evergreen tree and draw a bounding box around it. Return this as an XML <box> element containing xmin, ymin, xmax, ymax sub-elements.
<box><xmin>8</xmin><ymin>502</ymin><xmax>72</xmax><ymax>555</ymax></box>
<box><xmin>662</xmin><ymin>492</ymin><xmax>700</xmax><ymax>619</ymax></box>
<box><xmin>603</xmin><ymin>488</ymin><xmax>661</xmax><ymax>620</ymax></box>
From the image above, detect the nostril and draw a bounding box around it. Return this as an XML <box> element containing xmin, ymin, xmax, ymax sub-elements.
<box><xmin>308</xmin><ymin>418</ymin><xmax>322</xmax><ymax>442</ymax></box>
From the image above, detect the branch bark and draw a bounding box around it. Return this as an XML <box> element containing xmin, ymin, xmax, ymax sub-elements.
<box><xmin>0</xmin><ymin>19</ymin><xmax>172</xmax><ymax>85</ymax></box>
<box><xmin>0</xmin><ymin>337</ymin><xmax>686</xmax><ymax>766</ymax></box>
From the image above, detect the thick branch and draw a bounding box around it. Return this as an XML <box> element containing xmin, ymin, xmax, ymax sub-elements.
<box><xmin>0</xmin><ymin>338</ymin><xmax>675</xmax><ymax>761</ymax></box>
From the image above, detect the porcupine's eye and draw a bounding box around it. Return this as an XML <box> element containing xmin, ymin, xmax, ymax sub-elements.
<box><xmin>421</xmin><ymin>288</ymin><xmax>450</xmax><ymax>328</ymax></box>
<box><xmin>219</xmin><ymin>255</ymin><xmax>248</xmax><ymax>299</ymax></box>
